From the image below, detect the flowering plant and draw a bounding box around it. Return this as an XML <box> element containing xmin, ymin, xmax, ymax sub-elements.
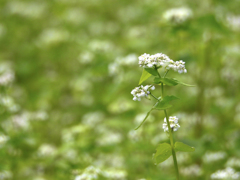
<box><xmin>131</xmin><ymin>53</ymin><xmax>195</xmax><ymax>180</ymax></box>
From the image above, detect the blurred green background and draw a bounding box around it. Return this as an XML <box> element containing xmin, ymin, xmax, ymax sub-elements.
<box><xmin>0</xmin><ymin>0</ymin><xmax>240</xmax><ymax>179</ymax></box>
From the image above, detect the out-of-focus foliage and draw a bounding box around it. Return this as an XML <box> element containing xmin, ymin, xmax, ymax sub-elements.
<box><xmin>0</xmin><ymin>0</ymin><xmax>240</xmax><ymax>179</ymax></box>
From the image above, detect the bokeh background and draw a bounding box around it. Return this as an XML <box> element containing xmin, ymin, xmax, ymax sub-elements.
<box><xmin>0</xmin><ymin>0</ymin><xmax>240</xmax><ymax>179</ymax></box>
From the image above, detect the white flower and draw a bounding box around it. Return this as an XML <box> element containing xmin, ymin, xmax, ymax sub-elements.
<box><xmin>211</xmin><ymin>167</ymin><xmax>240</xmax><ymax>179</ymax></box>
<box><xmin>163</xmin><ymin>7</ymin><xmax>193</xmax><ymax>24</ymax></box>
<box><xmin>226</xmin><ymin>15</ymin><xmax>240</xmax><ymax>31</ymax></box>
<box><xmin>74</xmin><ymin>166</ymin><xmax>102</xmax><ymax>180</ymax></box>
<box><xmin>131</xmin><ymin>85</ymin><xmax>155</xmax><ymax>101</ymax></box>
<box><xmin>138</xmin><ymin>53</ymin><xmax>187</xmax><ymax>74</ymax></box>
<box><xmin>162</xmin><ymin>116</ymin><xmax>180</xmax><ymax>132</ymax></box>
<box><xmin>166</xmin><ymin>60</ymin><xmax>187</xmax><ymax>74</ymax></box>
<box><xmin>138</xmin><ymin>53</ymin><xmax>171</xmax><ymax>68</ymax></box>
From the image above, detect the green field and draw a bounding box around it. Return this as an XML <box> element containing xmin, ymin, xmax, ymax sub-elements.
<box><xmin>0</xmin><ymin>0</ymin><xmax>240</xmax><ymax>179</ymax></box>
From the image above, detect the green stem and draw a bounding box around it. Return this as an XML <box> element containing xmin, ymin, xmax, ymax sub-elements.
<box><xmin>154</xmin><ymin>66</ymin><xmax>161</xmax><ymax>78</ymax></box>
<box><xmin>161</xmin><ymin>83</ymin><xmax>180</xmax><ymax>180</ymax></box>
<box><xmin>163</xmin><ymin>70</ymin><xmax>169</xmax><ymax>78</ymax></box>
<box><xmin>150</xmin><ymin>93</ymin><xmax>158</xmax><ymax>101</ymax></box>
<box><xmin>164</xmin><ymin>110</ymin><xmax>179</xmax><ymax>180</ymax></box>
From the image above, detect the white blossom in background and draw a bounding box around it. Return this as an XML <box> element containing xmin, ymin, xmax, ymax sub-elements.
<box><xmin>163</xmin><ymin>7</ymin><xmax>193</xmax><ymax>24</ymax></box>
<box><xmin>7</xmin><ymin>1</ymin><xmax>47</xmax><ymax>19</ymax></box>
<box><xmin>0</xmin><ymin>171</ymin><xmax>12</xmax><ymax>180</ymax></box>
<box><xmin>63</xmin><ymin>8</ymin><xmax>86</xmax><ymax>25</ymax></box>
<box><xmin>89</xmin><ymin>40</ymin><xmax>114</xmax><ymax>52</ymax></box>
<box><xmin>128</xmin><ymin>129</ymin><xmax>142</xmax><ymax>142</ymax></box>
<box><xmin>33</xmin><ymin>111</ymin><xmax>48</xmax><ymax>121</ymax></box>
<box><xmin>226</xmin><ymin>157</ymin><xmax>240</xmax><ymax>168</ymax></box>
<box><xmin>36</xmin><ymin>29</ymin><xmax>69</xmax><ymax>46</ymax></box>
<box><xmin>82</xmin><ymin>111</ymin><xmax>105</xmax><ymax>127</ymax></box>
<box><xmin>63</xmin><ymin>149</ymin><xmax>78</xmax><ymax>161</ymax></box>
<box><xmin>180</xmin><ymin>164</ymin><xmax>202</xmax><ymax>177</ymax></box>
<box><xmin>138</xmin><ymin>53</ymin><xmax>187</xmax><ymax>73</ymax></box>
<box><xmin>96</xmin><ymin>131</ymin><xmax>123</xmax><ymax>146</ymax></box>
<box><xmin>211</xmin><ymin>167</ymin><xmax>240</xmax><ymax>179</ymax></box>
<box><xmin>74</xmin><ymin>166</ymin><xmax>127</xmax><ymax>180</ymax></box>
<box><xmin>33</xmin><ymin>178</ymin><xmax>46</xmax><ymax>180</ymax></box>
<box><xmin>226</xmin><ymin>15</ymin><xmax>240</xmax><ymax>31</ymax></box>
<box><xmin>0</xmin><ymin>63</ymin><xmax>15</xmax><ymax>86</ymax></box>
<box><xmin>108</xmin><ymin>54</ymin><xmax>137</xmax><ymax>76</ymax></box>
<box><xmin>75</xmin><ymin>166</ymin><xmax>101</xmax><ymax>180</ymax></box>
<box><xmin>203</xmin><ymin>151</ymin><xmax>227</xmax><ymax>163</ymax></box>
<box><xmin>0</xmin><ymin>134</ymin><xmax>9</xmax><ymax>146</ymax></box>
<box><xmin>162</xmin><ymin>116</ymin><xmax>180</xmax><ymax>132</ymax></box>
<box><xmin>94</xmin><ymin>153</ymin><xmax>125</xmax><ymax>168</ymax></box>
<box><xmin>0</xmin><ymin>95</ymin><xmax>19</xmax><ymax>112</ymax></box>
<box><xmin>37</xmin><ymin>144</ymin><xmax>56</xmax><ymax>157</ymax></box>
<box><xmin>116</xmin><ymin>54</ymin><xmax>138</xmax><ymax>66</ymax></box>
<box><xmin>102</xmin><ymin>169</ymin><xmax>127</xmax><ymax>180</ymax></box>
<box><xmin>78</xmin><ymin>51</ymin><xmax>94</xmax><ymax>64</ymax></box>
<box><xmin>108</xmin><ymin>62</ymin><xmax>121</xmax><ymax>76</ymax></box>
<box><xmin>12</xmin><ymin>112</ymin><xmax>31</xmax><ymax>129</ymax></box>
<box><xmin>131</xmin><ymin>85</ymin><xmax>155</xmax><ymax>101</ymax></box>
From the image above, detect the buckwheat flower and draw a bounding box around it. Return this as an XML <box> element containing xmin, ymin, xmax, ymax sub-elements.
<box><xmin>138</xmin><ymin>53</ymin><xmax>187</xmax><ymax>73</ymax></box>
<box><xmin>163</xmin><ymin>7</ymin><xmax>193</xmax><ymax>25</ymax></box>
<box><xmin>162</xmin><ymin>116</ymin><xmax>180</xmax><ymax>132</ymax></box>
<box><xmin>138</xmin><ymin>53</ymin><xmax>171</xmax><ymax>68</ymax></box>
<box><xmin>75</xmin><ymin>166</ymin><xmax>102</xmax><ymax>180</ymax></box>
<box><xmin>102</xmin><ymin>169</ymin><xmax>127</xmax><ymax>179</ymax></box>
<box><xmin>203</xmin><ymin>151</ymin><xmax>227</xmax><ymax>163</ymax></box>
<box><xmin>166</xmin><ymin>60</ymin><xmax>187</xmax><ymax>74</ymax></box>
<box><xmin>0</xmin><ymin>134</ymin><xmax>9</xmax><ymax>145</ymax></box>
<box><xmin>211</xmin><ymin>167</ymin><xmax>240</xmax><ymax>179</ymax></box>
<box><xmin>226</xmin><ymin>15</ymin><xmax>240</xmax><ymax>31</ymax></box>
<box><xmin>131</xmin><ymin>85</ymin><xmax>155</xmax><ymax>101</ymax></box>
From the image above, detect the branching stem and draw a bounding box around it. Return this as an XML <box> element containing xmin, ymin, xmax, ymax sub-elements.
<box><xmin>159</xmin><ymin>70</ymin><xmax>179</xmax><ymax>180</ymax></box>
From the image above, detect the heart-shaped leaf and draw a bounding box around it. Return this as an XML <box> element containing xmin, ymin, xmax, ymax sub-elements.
<box><xmin>174</xmin><ymin>142</ymin><xmax>195</xmax><ymax>152</ymax></box>
<box><xmin>155</xmin><ymin>95</ymin><xmax>179</xmax><ymax>110</ymax></box>
<box><xmin>144</xmin><ymin>68</ymin><xmax>159</xmax><ymax>76</ymax></box>
<box><xmin>139</xmin><ymin>69</ymin><xmax>152</xmax><ymax>85</ymax></box>
<box><xmin>154</xmin><ymin>143</ymin><xmax>172</xmax><ymax>164</ymax></box>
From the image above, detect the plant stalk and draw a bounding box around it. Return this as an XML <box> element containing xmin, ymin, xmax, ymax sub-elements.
<box><xmin>161</xmin><ymin>81</ymin><xmax>180</xmax><ymax>180</ymax></box>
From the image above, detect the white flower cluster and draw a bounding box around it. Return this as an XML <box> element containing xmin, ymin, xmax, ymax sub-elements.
<box><xmin>226</xmin><ymin>15</ymin><xmax>240</xmax><ymax>31</ymax></box>
<box><xmin>203</xmin><ymin>151</ymin><xmax>227</xmax><ymax>163</ymax></box>
<box><xmin>131</xmin><ymin>85</ymin><xmax>155</xmax><ymax>101</ymax></box>
<box><xmin>0</xmin><ymin>63</ymin><xmax>15</xmax><ymax>86</ymax></box>
<box><xmin>162</xmin><ymin>116</ymin><xmax>180</xmax><ymax>132</ymax></box>
<box><xmin>0</xmin><ymin>134</ymin><xmax>9</xmax><ymax>146</ymax></box>
<box><xmin>166</xmin><ymin>60</ymin><xmax>187</xmax><ymax>73</ymax></box>
<box><xmin>211</xmin><ymin>167</ymin><xmax>240</xmax><ymax>179</ymax></box>
<box><xmin>75</xmin><ymin>166</ymin><xmax>101</xmax><ymax>180</ymax></box>
<box><xmin>37</xmin><ymin>144</ymin><xmax>56</xmax><ymax>157</ymax></box>
<box><xmin>138</xmin><ymin>53</ymin><xmax>187</xmax><ymax>73</ymax></box>
<box><xmin>74</xmin><ymin>166</ymin><xmax>127</xmax><ymax>180</ymax></box>
<box><xmin>163</xmin><ymin>7</ymin><xmax>193</xmax><ymax>24</ymax></box>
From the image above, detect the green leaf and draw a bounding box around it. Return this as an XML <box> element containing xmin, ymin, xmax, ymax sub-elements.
<box><xmin>154</xmin><ymin>77</ymin><xmax>195</xmax><ymax>87</ymax></box>
<box><xmin>174</xmin><ymin>142</ymin><xmax>195</xmax><ymax>152</ymax></box>
<box><xmin>161</xmin><ymin>78</ymin><xmax>179</xmax><ymax>86</ymax></box>
<box><xmin>134</xmin><ymin>109</ymin><xmax>153</xmax><ymax>130</ymax></box>
<box><xmin>155</xmin><ymin>95</ymin><xmax>179</xmax><ymax>110</ymax></box>
<box><xmin>135</xmin><ymin>102</ymin><xmax>158</xmax><ymax>130</ymax></box>
<box><xmin>173</xmin><ymin>78</ymin><xmax>195</xmax><ymax>87</ymax></box>
<box><xmin>154</xmin><ymin>143</ymin><xmax>172</xmax><ymax>164</ymax></box>
<box><xmin>154</xmin><ymin>77</ymin><xmax>178</xmax><ymax>86</ymax></box>
<box><xmin>155</xmin><ymin>102</ymin><xmax>172</xmax><ymax>110</ymax></box>
<box><xmin>144</xmin><ymin>68</ymin><xmax>159</xmax><ymax>76</ymax></box>
<box><xmin>162</xmin><ymin>95</ymin><xmax>179</xmax><ymax>102</ymax></box>
<box><xmin>139</xmin><ymin>69</ymin><xmax>152</xmax><ymax>85</ymax></box>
